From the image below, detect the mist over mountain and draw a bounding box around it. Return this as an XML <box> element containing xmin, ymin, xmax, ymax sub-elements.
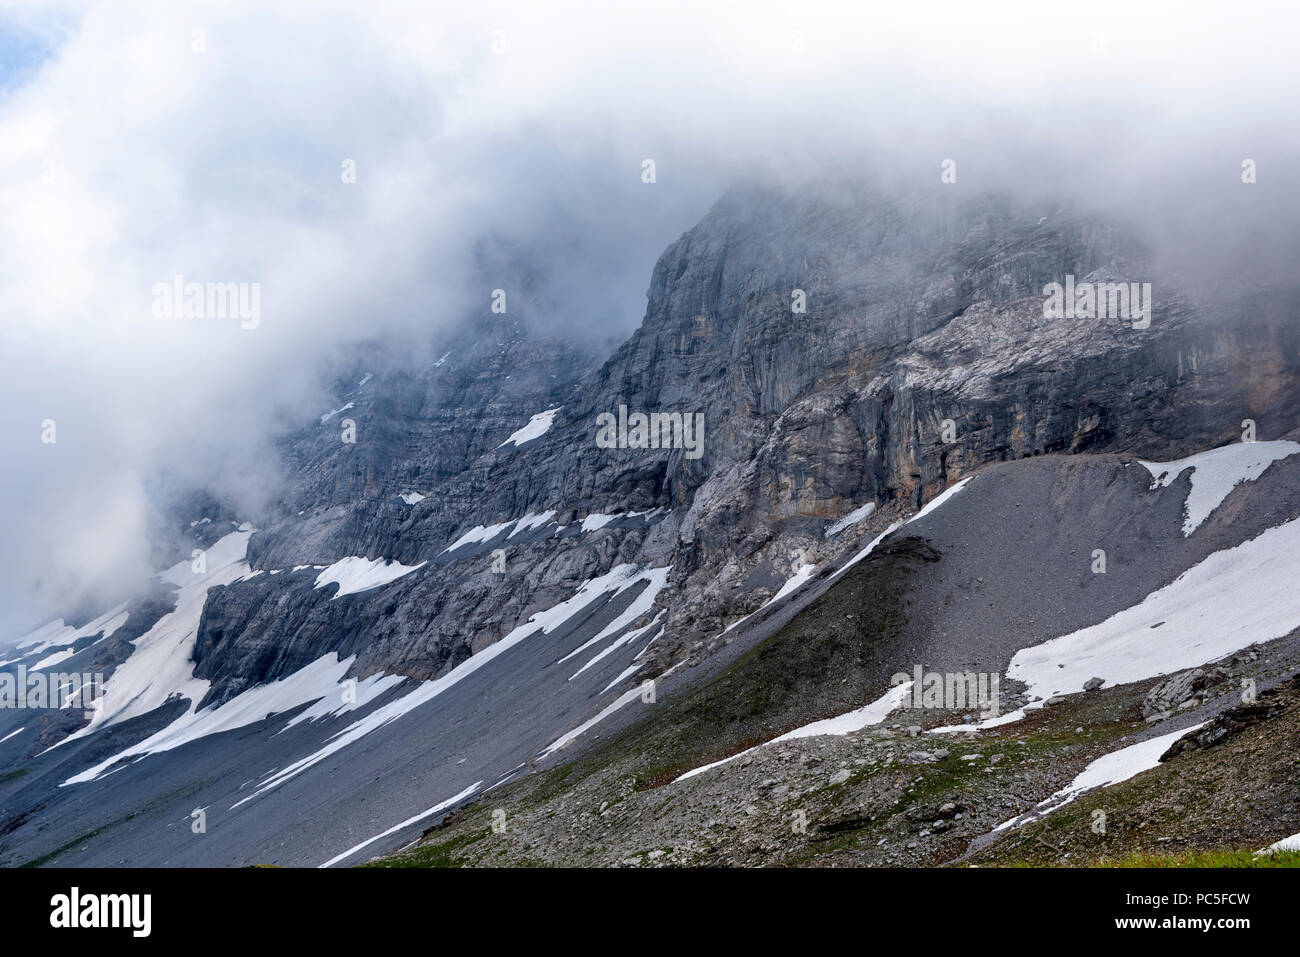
<box><xmin>3</xmin><ymin>0</ymin><xmax>1300</xmax><ymax>635</ymax></box>
<box><xmin>2</xmin><ymin>0</ymin><xmax>1300</xmax><ymax>888</ymax></box>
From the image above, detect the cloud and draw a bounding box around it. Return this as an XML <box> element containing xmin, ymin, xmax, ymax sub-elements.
<box><xmin>2</xmin><ymin>0</ymin><xmax>1298</xmax><ymax>636</ymax></box>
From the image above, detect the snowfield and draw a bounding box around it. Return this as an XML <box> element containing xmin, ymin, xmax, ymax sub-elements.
<box><xmin>1006</xmin><ymin>516</ymin><xmax>1300</xmax><ymax>702</ymax></box>
<box><xmin>52</xmin><ymin>530</ymin><xmax>257</xmax><ymax>746</ymax></box>
<box><xmin>63</xmin><ymin>653</ymin><xmax>378</xmax><ymax>786</ymax></box>
<box><xmin>1140</xmin><ymin>440</ymin><xmax>1300</xmax><ymax>535</ymax></box>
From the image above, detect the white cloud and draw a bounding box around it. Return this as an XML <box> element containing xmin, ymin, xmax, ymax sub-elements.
<box><xmin>1</xmin><ymin>0</ymin><xmax>1298</xmax><ymax>635</ymax></box>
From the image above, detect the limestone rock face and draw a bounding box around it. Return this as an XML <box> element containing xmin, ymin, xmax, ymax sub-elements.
<box><xmin>186</xmin><ymin>183</ymin><xmax>1300</xmax><ymax>704</ymax></box>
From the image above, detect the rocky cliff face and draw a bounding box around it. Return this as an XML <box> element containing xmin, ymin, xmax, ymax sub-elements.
<box><xmin>179</xmin><ymin>183</ymin><xmax>1299</xmax><ymax>708</ymax></box>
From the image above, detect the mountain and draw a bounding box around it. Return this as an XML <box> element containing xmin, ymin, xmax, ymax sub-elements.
<box><xmin>2</xmin><ymin>182</ymin><xmax>1299</xmax><ymax>867</ymax></box>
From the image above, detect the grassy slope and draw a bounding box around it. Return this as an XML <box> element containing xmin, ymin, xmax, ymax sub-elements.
<box><xmin>369</xmin><ymin>542</ymin><xmax>1300</xmax><ymax>868</ymax></box>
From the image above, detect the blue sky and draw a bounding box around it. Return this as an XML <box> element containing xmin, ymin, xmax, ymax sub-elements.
<box><xmin>0</xmin><ymin>11</ymin><xmax>60</xmax><ymax>91</ymax></box>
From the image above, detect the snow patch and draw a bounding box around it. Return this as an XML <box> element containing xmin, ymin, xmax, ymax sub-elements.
<box><xmin>24</xmin><ymin>609</ymin><xmax>128</xmax><ymax>672</ymax></box>
<box><xmin>995</xmin><ymin>723</ymin><xmax>1204</xmax><ymax>831</ymax></box>
<box><xmin>1140</xmin><ymin>440</ymin><xmax>1300</xmax><ymax>535</ymax></box>
<box><xmin>581</xmin><ymin>513</ymin><xmax>618</xmax><ymax>532</ymax></box>
<box><xmin>568</xmin><ymin>607</ymin><xmax>666</xmax><ymax>681</ymax></box>
<box><xmin>498</xmin><ymin>407</ymin><xmax>561</xmax><ymax>448</ymax></box>
<box><xmin>830</xmin><ymin>479</ymin><xmax>971</xmax><ymax>583</ymax></box>
<box><xmin>1006</xmin><ymin>517</ymin><xmax>1300</xmax><ymax>703</ymax></box>
<box><xmin>718</xmin><ymin>561</ymin><xmax>820</xmax><ymax>638</ymax></box>
<box><xmin>63</xmin><ymin>653</ymin><xmax>363</xmax><ymax>786</ymax></box>
<box><xmin>541</xmin><ymin>659</ymin><xmax>685</xmax><ymax>759</ymax></box>
<box><xmin>561</xmin><ymin>571</ymin><xmax>670</xmax><ymax>677</ymax></box>
<box><xmin>282</xmin><ymin>670</ymin><xmax>407</xmax><ymax>730</ymax></box>
<box><xmin>51</xmin><ymin>531</ymin><xmax>255</xmax><ymax>747</ymax></box>
<box><xmin>10</xmin><ymin>604</ymin><xmax>129</xmax><ymax>659</ymax></box>
<box><xmin>825</xmin><ymin>502</ymin><xmax>876</xmax><ymax>537</ymax></box>
<box><xmin>928</xmin><ymin>708</ymin><xmax>1028</xmax><ymax>735</ymax></box>
<box><xmin>540</xmin><ymin>687</ymin><xmax>643</xmax><ymax>760</ymax></box>
<box><xmin>442</xmin><ymin>519</ymin><xmax>514</xmax><ymax>552</ymax></box>
<box><xmin>768</xmin><ymin>563</ymin><xmax>816</xmax><ymax>605</ymax></box>
<box><xmin>314</xmin><ymin>557</ymin><xmax>426</xmax><ymax>598</ymax></box>
<box><xmin>675</xmin><ymin>682</ymin><xmax>912</xmax><ymax>782</ymax></box>
<box><xmin>507</xmin><ymin>510</ymin><xmax>558</xmax><ymax>538</ymax></box>
<box><xmin>600</xmin><ymin>627</ymin><xmax>664</xmax><ymax>693</ymax></box>
<box><xmin>1259</xmin><ymin>831</ymin><xmax>1300</xmax><ymax>855</ymax></box>
<box><xmin>319</xmin><ymin>402</ymin><xmax>354</xmax><ymax>424</ymax></box>
<box><xmin>444</xmin><ymin>506</ymin><xmax>659</xmax><ymax>553</ymax></box>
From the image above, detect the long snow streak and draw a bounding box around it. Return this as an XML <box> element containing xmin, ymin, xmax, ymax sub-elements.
<box><xmin>233</xmin><ymin>564</ymin><xmax>669</xmax><ymax>807</ymax></box>
<box><xmin>674</xmin><ymin>681</ymin><xmax>913</xmax><ymax>782</ymax></box>
<box><xmin>319</xmin><ymin>781</ymin><xmax>483</xmax><ymax>868</ymax></box>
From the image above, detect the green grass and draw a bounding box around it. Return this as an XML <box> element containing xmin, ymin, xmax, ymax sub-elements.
<box><xmin>367</xmin><ymin>827</ymin><xmax>490</xmax><ymax>868</ymax></box>
<box><xmin>19</xmin><ymin>778</ymin><xmax>213</xmax><ymax>867</ymax></box>
<box><xmin>1097</xmin><ymin>848</ymin><xmax>1300</xmax><ymax>868</ymax></box>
